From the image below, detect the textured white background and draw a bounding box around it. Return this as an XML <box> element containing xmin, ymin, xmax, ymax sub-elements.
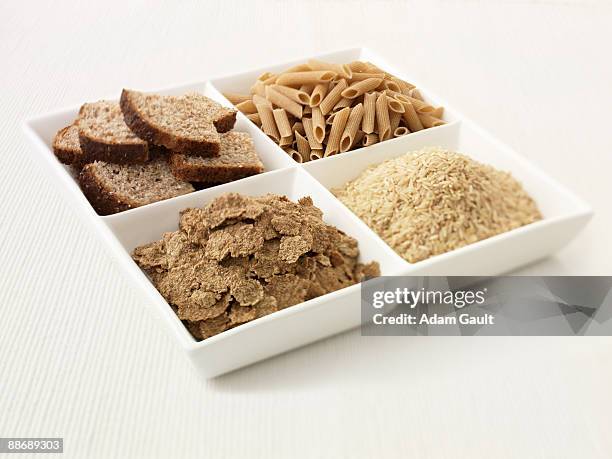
<box><xmin>1</xmin><ymin>1</ymin><xmax>612</xmax><ymax>458</ymax></box>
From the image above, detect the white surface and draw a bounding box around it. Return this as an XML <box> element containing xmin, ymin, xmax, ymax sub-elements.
<box><xmin>1</xmin><ymin>1</ymin><xmax>611</xmax><ymax>458</ymax></box>
<box><xmin>24</xmin><ymin>47</ymin><xmax>594</xmax><ymax>378</ymax></box>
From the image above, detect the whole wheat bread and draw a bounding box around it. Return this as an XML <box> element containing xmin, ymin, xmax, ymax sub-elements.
<box><xmin>120</xmin><ymin>90</ymin><xmax>236</xmax><ymax>157</ymax></box>
<box><xmin>79</xmin><ymin>154</ymin><xmax>194</xmax><ymax>215</ymax></box>
<box><xmin>169</xmin><ymin>132</ymin><xmax>264</xmax><ymax>183</ymax></box>
<box><xmin>53</xmin><ymin>123</ymin><xmax>87</xmax><ymax>167</ymax></box>
<box><xmin>78</xmin><ymin>101</ymin><xmax>149</xmax><ymax>165</ymax></box>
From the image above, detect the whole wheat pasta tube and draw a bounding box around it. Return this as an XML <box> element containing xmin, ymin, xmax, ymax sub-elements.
<box><xmin>284</xmin><ymin>148</ymin><xmax>303</xmax><ymax>163</ymax></box>
<box><xmin>340</xmin><ymin>103</ymin><xmax>364</xmax><ymax>153</ymax></box>
<box><xmin>326</xmin><ymin>112</ymin><xmax>336</xmax><ymax>125</ymax></box>
<box><xmin>292</xmin><ymin>121</ymin><xmax>305</xmax><ymax>135</ymax></box>
<box><xmin>265</xmin><ymin>86</ymin><xmax>303</xmax><ymax>118</ymax></box>
<box><xmin>279</xmin><ymin>135</ymin><xmax>293</xmax><ymax>147</ymax></box>
<box><xmin>362</xmin><ymin>133</ymin><xmax>379</xmax><ymax>147</ymax></box>
<box><xmin>302</xmin><ymin>117</ymin><xmax>323</xmax><ymax>149</ymax></box>
<box><xmin>299</xmin><ymin>84</ymin><xmax>314</xmax><ymax>94</ymax></box>
<box><xmin>307</xmin><ymin>59</ymin><xmax>352</xmax><ymax>79</ymax></box>
<box><xmin>256</xmin><ymin>104</ymin><xmax>280</xmax><ymax>141</ymax></box>
<box><xmin>348</xmin><ymin>61</ymin><xmax>369</xmax><ymax>72</ymax></box>
<box><xmin>271</xmin><ymin>84</ymin><xmax>310</xmax><ymax>105</ymax></box>
<box><xmin>263</xmin><ymin>75</ymin><xmax>278</xmax><ymax>85</ymax></box>
<box><xmin>252</xmin><ymin>94</ymin><xmax>271</xmax><ymax>107</ymax></box>
<box><xmin>383</xmin><ymin>79</ymin><xmax>402</xmax><ymax>93</ymax></box>
<box><xmin>310</xmin><ymin>149</ymin><xmax>323</xmax><ymax>161</ymax></box>
<box><xmin>303</xmin><ymin>105</ymin><xmax>312</xmax><ymax>115</ymax></box>
<box><xmin>324</xmin><ymin>107</ymin><xmax>350</xmax><ymax>157</ymax></box>
<box><xmin>295</xmin><ymin>131</ymin><xmax>311</xmax><ymax>161</ymax></box>
<box><xmin>333</xmin><ymin>97</ymin><xmax>353</xmax><ymax>112</ymax></box>
<box><xmin>251</xmin><ymin>80</ymin><xmax>266</xmax><ymax>97</ymax></box>
<box><xmin>319</xmin><ymin>79</ymin><xmax>348</xmax><ymax>115</ymax></box>
<box><xmin>398</xmin><ymin>94</ymin><xmax>434</xmax><ymax>113</ymax></box>
<box><xmin>353</xmin><ymin>130</ymin><xmax>365</xmax><ymax>149</ymax></box>
<box><xmin>362</xmin><ymin>92</ymin><xmax>377</xmax><ymax>134</ymax></box>
<box><xmin>406</xmin><ymin>88</ymin><xmax>422</xmax><ymax>100</ymax></box>
<box><xmin>258</xmin><ymin>71</ymin><xmax>275</xmax><ymax>82</ymax></box>
<box><xmin>349</xmin><ymin>72</ymin><xmax>385</xmax><ymax>82</ymax></box>
<box><xmin>284</xmin><ymin>63</ymin><xmax>311</xmax><ymax>73</ymax></box>
<box><xmin>394</xmin><ymin>126</ymin><xmax>409</xmax><ymax>137</ymax></box>
<box><xmin>235</xmin><ymin>99</ymin><xmax>257</xmax><ymax>115</ymax></box>
<box><xmin>311</xmin><ymin>106</ymin><xmax>326</xmax><ymax>143</ymax></box>
<box><xmin>246</xmin><ymin>113</ymin><xmax>261</xmax><ymax>127</ymax></box>
<box><xmin>273</xmin><ymin>108</ymin><xmax>293</xmax><ymax>138</ymax></box>
<box><xmin>309</xmin><ymin>83</ymin><xmax>329</xmax><ymax>107</ymax></box>
<box><xmin>418</xmin><ymin>113</ymin><xmax>445</xmax><ymax>128</ymax></box>
<box><xmin>276</xmin><ymin>71</ymin><xmax>336</xmax><ymax>86</ymax></box>
<box><xmin>399</xmin><ymin>100</ymin><xmax>424</xmax><ymax>132</ymax></box>
<box><xmin>341</xmin><ymin>78</ymin><xmax>383</xmax><ymax>99</ymax></box>
<box><xmin>389</xmin><ymin>110</ymin><xmax>402</xmax><ymax>134</ymax></box>
<box><xmin>223</xmin><ymin>92</ymin><xmax>251</xmax><ymax>105</ymax></box>
<box><xmin>375</xmin><ymin>92</ymin><xmax>391</xmax><ymax>141</ymax></box>
<box><xmin>387</xmin><ymin>96</ymin><xmax>405</xmax><ymax>114</ymax></box>
<box><xmin>430</xmin><ymin>106</ymin><xmax>444</xmax><ymax>119</ymax></box>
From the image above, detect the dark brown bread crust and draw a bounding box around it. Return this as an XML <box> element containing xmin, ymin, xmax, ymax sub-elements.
<box><xmin>120</xmin><ymin>90</ymin><xmax>221</xmax><ymax>157</ymax></box>
<box><xmin>53</xmin><ymin>126</ymin><xmax>77</xmax><ymax>165</ymax></box>
<box><xmin>78</xmin><ymin>165</ymin><xmax>134</xmax><ymax>215</ymax></box>
<box><xmin>78</xmin><ymin>133</ymin><xmax>149</xmax><ymax>165</ymax></box>
<box><xmin>213</xmin><ymin>111</ymin><xmax>237</xmax><ymax>133</ymax></box>
<box><xmin>168</xmin><ymin>153</ymin><xmax>264</xmax><ymax>183</ymax></box>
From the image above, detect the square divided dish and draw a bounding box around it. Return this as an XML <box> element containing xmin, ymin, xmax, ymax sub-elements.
<box><xmin>23</xmin><ymin>47</ymin><xmax>593</xmax><ymax>377</ymax></box>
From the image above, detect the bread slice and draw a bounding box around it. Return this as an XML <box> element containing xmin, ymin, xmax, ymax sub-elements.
<box><xmin>53</xmin><ymin>123</ymin><xmax>86</xmax><ymax>167</ymax></box>
<box><xmin>79</xmin><ymin>154</ymin><xmax>194</xmax><ymax>215</ymax></box>
<box><xmin>120</xmin><ymin>89</ymin><xmax>237</xmax><ymax>157</ymax></box>
<box><xmin>78</xmin><ymin>101</ymin><xmax>149</xmax><ymax>165</ymax></box>
<box><xmin>169</xmin><ymin>132</ymin><xmax>264</xmax><ymax>184</ymax></box>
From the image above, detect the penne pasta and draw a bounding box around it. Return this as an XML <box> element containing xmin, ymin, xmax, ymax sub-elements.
<box><xmin>302</xmin><ymin>105</ymin><xmax>312</xmax><ymax>115</ymax></box>
<box><xmin>252</xmin><ymin>94</ymin><xmax>271</xmax><ymax>107</ymax></box>
<box><xmin>333</xmin><ymin>97</ymin><xmax>353</xmax><ymax>111</ymax></box>
<box><xmin>292</xmin><ymin>121</ymin><xmax>305</xmax><ymax>135</ymax></box>
<box><xmin>394</xmin><ymin>126</ymin><xmax>410</xmax><ymax>137</ymax></box>
<box><xmin>362</xmin><ymin>133</ymin><xmax>379</xmax><ymax>147</ymax></box>
<box><xmin>284</xmin><ymin>63</ymin><xmax>311</xmax><ymax>73</ymax></box>
<box><xmin>310</xmin><ymin>149</ymin><xmax>323</xmax><ymax>161</ymax></box>
<box><xmin>262</xmin><ymin>74</ymin><xmax>278</xmax><ymax>85</ymax></box>
<box><xmin>256</xmin><ymin>104</ymin><xmax>280</xmax><ymax>141</ymax></box>
<box><xmin>302</xmin><ymin>117</ymin><xmax>323</xmax><ymax>149</ymax></box>
<box><xmin>235</xmin><ymin>99</ymin><xmax>257</xmax><ymax>115</ymax></box>
<box><xmin>307</xmin><ymin>59</ymin><xmax>352</xmax><ymax>79</ymax></box>
<box><xmin>353</xmin><ymin>130</ymin><xmax>365</xmax><ymax>149</ymax></box>
<box><xmin>299</xmin><ymin>84</ymin><xmax>314</xmax><ymax>94</ymax></box>
<box><xmin>284</xmin><ymin>147</ymin><xmax>303</xmax><ymax>163</ymax></box>
<box><xmin>407</xmin><ymin>88</ymin><xmax>423</xmax><ymax>100</ymax></box>
<box><xmin>349</xmin><ymin>72</ymin><xmax>385</xmax><ymax>82</ymax></box>
<box><xmin>399</xmin><ymin>100</ymin><xmax>424</xmax><ymax>132</ymax></box>
<box><xmin>271</xmin><ymin>84</ymin><xmax>310</xmax><ymax>105</ymax></box>
<box><xmin>250</xmin><ymin>80</ymin><xmax>266</xmax><ymax>97</ymax></box>
<box><xmin>295</xmin><ymin>131</ymin><xmax>311</xmax><ymax>161</ymax></box>
<box><xmin>418</xmin><ymin>113</ymin><xmax>445</xmax><ymax>128</ymax></box>
<box><xmin>389</xmin><ymin>110</ymin><xmax>402</xmax><ymax>134</ymax></box>
<box><xmin>265</xmin><ymin>85</ymin><xmax>303</xmax><ymax>118</ymax></box>
<box><xmin>276</xmin><ymin>71</ymin><xmax>336</xmax><ymax>86</ymax></box>
<box><xmin>246</xmin><ymin>112</ymin><xmax>261</xmax><ymax>127</ymax></box>
<box><xmin>348</xmin><ymin>61</ymin><xmax>369</xmax><ymax>72</ymax></box>
<box><xmin>430</xmin><ymin>106</ymin><xmax>444</xmax><ymax>119</ymax></box>
<box><xmin>279</xmin><ymin>135</ymin><xmax>293</xmax><ymax>147</ymax></box>
<box><xmin>311</xmin><ymin>106</ymin><xmax>326</xmax><ymax>143</ymax></box>
<box><xmin>273</xmin><ymin>108</ymin><xmax>293</xmax><ymax>138</ymax></box>
<box><xmin>309</xmin><ymin>82</ymin><xmax>329</xmax><ymax>107</ymax></box>
<box><xmin>383</xmin><ymin>79</ymin><xmax>402</xmax><ymax>93</ymax></box>
<box><xmin>340</xmin><ymin>103</ymin><xmax>364</xmax><ymax>153</ymax></box>
<box><xmin>387</xmin><ymin>96</ymin><xmax>405</xmax><ymax>114</ymax></box>
<box><xmin>319</xmin><ymin>79</ymin><xmax>348</xmax><ymax>115</ymax></box>
<box><xmin>362</xmin><ymin>91</ymin><xmax>377</xmax><ymax>134</ymax></box>
<box><xmin>257</xmin><ymin>72</ymin><xmax>275</xmax><ymax>82</ymax></box>
<box><xmin>325</xmin><ymin>106</ymin><xmax>350</xmax><ymax>157</ymax></box>
<box><xmin>375</xmin><ymin>92</ymin><xmax>391</xmax><ymax>141</ymax></box>
<box><xmin>341</xmin><ymin>78</ymin><xmax>383</xmax><ymax>99</ymax></box>
<box><xmin>223</xmin><ymin>92</ymin><xmax>251</xmax><ymax>105</ymax></box>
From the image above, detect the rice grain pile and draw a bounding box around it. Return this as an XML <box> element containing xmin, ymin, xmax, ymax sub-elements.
<box><xmin>333</xmin><ymin>148</ymin><xmax>542</xmax><ymax>263</ymax></box>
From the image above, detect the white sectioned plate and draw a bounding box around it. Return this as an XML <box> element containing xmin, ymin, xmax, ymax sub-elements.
<box><xmin>23</xmin><ymin>47</ymin><xmax>592</xmax><ymax>377</ymax></box>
